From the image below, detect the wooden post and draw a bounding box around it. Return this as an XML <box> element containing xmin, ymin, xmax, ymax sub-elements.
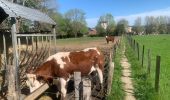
<box><xmin>137</xmin><ymin>43</ymin><xmax>139</xmax><ymax>61</ymax></box>
<box><xmin>49</xmin><ymin>36</ymin><xmax>51</xmax><ymax>56</ymax></box>
<box><xmin>82</xmin><ymin>78</ymin><xmax>91</xmax><ymax>100</ymax></box>
<box><xmin>107</xmin><ymin>51</ymin><xmax>114</xmax><ymax>94</ymax></box>
<box><xmin>142</xmin><ymin>45</ymin><xmax>145</xmax><ymax>67</ymax></box>
<box><xmin>7</xmin><ymin>17</ymin><xmax>19</xmax><ymax>100</ymax></box>
<box><xmin>0</xmin><ymin>54</ymin><xmax>1</xmax><ymax>70</ymax></box>
<box><xmin>7</xmin><ymin>65</ymin><xmax>18</xmax><ymax>100</ymax></box>
<box><xmin>31</xmin><ymin>36</ymin><xmax>34</xmax><ymax>50</ymax></box>
<box><xmin>41</xmin><ymin>36</ymin><xmax>43</xmax><ymax>47</ymax></box>
<box><xmin>17</xmin><ymin>38</ymin><xmax>21</xmax><ymax>57</ymax></box>
<box><xmin>74</xmin><ymin>72</ymin><xmax>81</xmax><ymax>100</ymax></box>
<box><xmin>147</xmin><ymin>49</ymin><xmax>151</xmax><ymax>74</ymax></box>
<box><xmin>133</xmin><ymin>39</ymin><xmax>135</xmax><ymax>51</ymax></box>
<box><xmin>52</xmin><ymin>25</ymin><xmax>56</xmax><ymax>52</ymax></box>
<box><xmin>3</xmin><ymin>34</ymin><xmax>7</xmax><ymax>67</ymax></box>
<box><xmin>36</xmin><ymin>36</ymin><xmax>39</xmax><ymax>50</ymax></box>
<box><xmin>155</xmin><ymin>56</ymin><xmax>161</xmax><ymax>92</ymax></box>
<box><xmin>24</xmin><ymin>83</ymin><xmax>49</xmax><ymax>100</ymax></box>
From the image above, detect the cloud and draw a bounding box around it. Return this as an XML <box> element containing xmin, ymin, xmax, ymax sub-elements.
<box><xmin>115</xmin><ymin>7</ymin><xmax>170</xmax><ymax>25</ymax></box>
<box><xmin>86</xmin><ymin>7</ymin><xmax>170</xmax><ymax>27</ymax></box>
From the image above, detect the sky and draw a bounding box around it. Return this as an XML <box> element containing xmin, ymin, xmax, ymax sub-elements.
<box><xmin>56</xmin><ymin>0</ymin><xmax>170</xmax><ymax>28</ymax></box>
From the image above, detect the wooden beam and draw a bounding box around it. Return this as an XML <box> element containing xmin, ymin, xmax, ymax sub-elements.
<box><xmin>24</xmin><ymin>83</ymin><xmax>49</xmax><ymax>100</ymax></box>
<box><xmin>74</xmin><ymin>72</ymin><xmax>81</xmax><ymax>100</ymax></box>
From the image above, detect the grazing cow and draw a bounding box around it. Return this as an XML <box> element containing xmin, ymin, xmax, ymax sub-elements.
<box><xmin>26</xmin><ymin>47</ymin><xmax>104</xmax><ymax>99</ymax></box>
<box><xmin>105</xmin><ymin>35</ymin><xmax>114</xmax><ymax>44</ymax></box>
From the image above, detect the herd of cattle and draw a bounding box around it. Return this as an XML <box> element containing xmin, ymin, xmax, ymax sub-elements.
<box><xmin>25</xmin><ymin>35</ymin><xmax>115</xmax><ymax>99</ymax></box>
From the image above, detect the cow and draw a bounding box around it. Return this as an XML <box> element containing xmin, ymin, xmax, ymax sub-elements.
<box><xmin>26</xmin><ymin>47</ymin><xmax>104</xmax><ymax>99</ymax></box>
<box><xmin>105</xmin><ymin>35</ymin><xmax>114</xmax><ymax>44</ymax></box>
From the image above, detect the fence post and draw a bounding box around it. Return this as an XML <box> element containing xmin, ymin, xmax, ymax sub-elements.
<box><xmin>137</xmin><ymin>43</ymin><xmax>139</xmax><ymax>61</ymax></box>
<box><xmin>107</xmin><ymin>50</ymin><xmax>114</xmax><ymax>95</ymax></box>
<box><xmin>17</xmin><ymin>38</ymin><xmax>21</xmax><ymax>57</ymax></box>
<box><xmin>36</xmin><ymin>36</ymin><xmax>38</xmax><ymax>50</ymax></box>
<box><xmin>74</xmin><ymin>72</ymin><xmax>81</xmax><ymax>100</ymax></box>
<box><xmin>147</xmin><ymin>49</ymin><xmax>151</xmax><ymax>74</ymax></box>
<box><xmin>49</xmin><ymin>36</ymin><xmax>51</xmax><ymax>56</ymax></box>
<box><xmin>3</xmin><ymin>34</ymin><xmax>7</xmax><ymax>66</ymax></box>
<box><xmin>82</xmin><ymin>78</ymin><xmax>91</xmax><ymax>100</ymax></box>
<box><xmin>52</xmin><ymin>25</ymin><xmax>56</xmax><ymax>52</ymax></box>
<box><xmin>31</xmin><ymin>36</ymin><xmax>34</xmax><ymax>48</ymax></box>
<box><xmin>142</xmin><ymin>45</ymin><xmax>145</xmax><ymax>67</ymax></box>
<box><xmin>7</xmin><ymin>17</ymin><xmax>19</xmax><ymax>100</ymax></box>
<box><xmin>155</xmin><ymin>56</ymin><xmax>161</xmax><ymax>92</ymax></box>
<box><xmin>133</xmin><ymin>39</ymin><xmax>136</xmax><ymax>51</ymax></box>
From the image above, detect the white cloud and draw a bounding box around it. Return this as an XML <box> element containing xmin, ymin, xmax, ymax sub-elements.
<box><xmin>115</xmin><ymin>7</ymin><xmax>170</xmax><ymax>25</ymax></box>
<box><xmin>86</xmin><ymin>7</ymin><xmax>170</xmax><ymax>27</ymax></box>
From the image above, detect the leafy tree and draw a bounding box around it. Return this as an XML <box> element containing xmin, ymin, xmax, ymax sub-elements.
<box><xmin>115</xmin><ymin>19</ymin><xmax>129</xmax><ymax>35</ymax></box>
<box><xmin>132</xmin><ymin>17</ymin><xmax>144</xmax><ymax>34</ymax></box>
<box><xmin>64</xmin><ymin>8</ymin><xmax>88</xmax><ymax>37</ymax></box>
<box><xmin>145</xmin><ymin>16</ymin><xmax>159</xmax><ymax>34</ymax></box>
<box><xmin>96</xmin><ymin>13</ymin><xmax>116</xmax><ymax>36</ymax></box>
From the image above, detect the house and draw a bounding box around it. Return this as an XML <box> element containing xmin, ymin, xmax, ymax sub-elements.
<box><xmin>88</xmin><ymin>28</ymin><xmax>97</xmax><ymax>35</ymax></box>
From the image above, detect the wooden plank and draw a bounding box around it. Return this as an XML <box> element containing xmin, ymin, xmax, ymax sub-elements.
<box><xmin>7</xmin><ymin>17</ymin><xmax>19</xmax><ymax>100</ymax></box>
<box><xmin>155</xmin><ymin>56</ymin><xmax>161</xmax><ymax>92</ymax></box>
<box><xmin>7</xmin><ymin>65</ymin><xmax>18</xmax><ymax>100</ymax></box>
<box><xmin>74</xmin><ymin>72</ymin><xmax>81</xmax><ymax>100</ymax></box>
<box><xmin>24</xmin><ymin>83</ymin><xmax>49</xmax><ymax>100</ymax></box>
<box><xmin>82</xmin><ymin>78</ymin><xmax>91</xmax><ymax>100</ymax></box>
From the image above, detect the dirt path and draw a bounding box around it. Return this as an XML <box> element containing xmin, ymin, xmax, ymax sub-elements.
<box><xmin>121</xmin><ymin>45</ymin><xmax>136</xmax><ymax>100</ymax></box>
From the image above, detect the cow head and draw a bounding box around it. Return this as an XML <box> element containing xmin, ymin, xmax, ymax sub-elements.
<box><xmin>26</xmin><ymin>74</ymin><xmax>43</xmax><ymax>92</ymax></box>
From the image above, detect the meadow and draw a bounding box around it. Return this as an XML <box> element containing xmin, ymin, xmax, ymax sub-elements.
<box><xmin>132</xmin><ymin>34</ymin><xmax>170</xmax><ymax>100</ymax></box>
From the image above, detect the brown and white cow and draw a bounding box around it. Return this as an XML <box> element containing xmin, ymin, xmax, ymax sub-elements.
<box><xmin>105</xmin><ymin>35</ymin><xmax>114</xmax><ymax>44</ymax></box>
<box><xmin>26</xmin><ymin>47</ymin><xmax>104</xmax><ymax>99</ymax></box>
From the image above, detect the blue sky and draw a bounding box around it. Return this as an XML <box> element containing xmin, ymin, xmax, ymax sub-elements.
<box><xmin>56</xmin><ymin>0</ymin><xmax>170</xmax><ymax>27</ymax></box>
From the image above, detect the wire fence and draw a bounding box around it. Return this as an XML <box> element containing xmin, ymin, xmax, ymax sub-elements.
<box><xmin>126</xmin><ymin>35</ymin><xmax>161</xmax><ymax>92</ymax></box>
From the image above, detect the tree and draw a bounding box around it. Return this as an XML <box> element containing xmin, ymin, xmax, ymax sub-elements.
<box><xmin>64</xmin><ymin>8</ymin><xmax>88</xmax><ymax>37</ymax></box>
<box><xmin>115</xmin><ymin>19</ymin><xmax>129</xmax><ymax>35</ymax></box>
<box><xmin>132</xmin><ymin>17</ymin><xmax>144</xmax><ymax>34</ymax></box>
<box><xmin>96</xmin><ymin>13</ymin><xmax>116</xmax><ymax>36</ymax></box>
<box><xmin>105</xmin><ymin>14</ymin><xmax>116</xmax><ymax>35</ymax></box>
<box><xmin>144</xmin><ymin>16</ymin><xmax>159</xmax><ymax>34</ymax></box>
<box><xmin>157</xmin><ymin>16</ymin><xmax>167</xmax><ymax>34</ymax></box>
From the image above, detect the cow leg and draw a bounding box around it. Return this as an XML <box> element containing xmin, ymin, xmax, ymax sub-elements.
<box><xmin>107</xmin><ymin>40</ymin><xmax>109</xmax><ymax>44</ymax></box>
<box><xmin>96</xmin><ymin>67</ymin><xmax>103</xmax><ymax>84</ymax></box>
<box><xmin>60</xmin><ymin>78</ymin><xmax>67</xmax><ymax>100</ymax></box>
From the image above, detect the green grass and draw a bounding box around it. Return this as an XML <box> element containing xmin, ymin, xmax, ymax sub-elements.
<box><xmin>107</xmin><ymin>37</ymin><xmax>124</xmax><ymax>100</ymax></box>
<box><xmin>131</xmin><ymin>34</ymin><xmax>170</xmax><ymax>100</ymax></box>
<box><xmin>125</xmin><ymin>37</ymin><xmax>156</xmax><ymax>100</ymax></box>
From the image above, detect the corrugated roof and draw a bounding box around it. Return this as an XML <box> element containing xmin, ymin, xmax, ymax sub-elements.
<box><xmin>0</xmin><ymin>0</ymin><xmax>56</xmax><ymax>25</ymax></box>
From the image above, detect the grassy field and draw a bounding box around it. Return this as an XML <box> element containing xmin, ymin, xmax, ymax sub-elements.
<box><xmin>132</xmin><ymin>34</ymin><xmax>170</xmax><ymax>100</ymax></box>
<box><xmin>106</xmin><ymin>37</ymin><xmax>124</xmax><ymax>100</ymax></box>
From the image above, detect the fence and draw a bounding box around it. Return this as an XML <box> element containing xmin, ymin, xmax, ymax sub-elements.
<box><xmin>126</xmin><ymin>35</ymin><xmax>161</xmax><ymax>92</ymax></box>
<box><xmin>0</xmin><ymin>31</ymin><xmax>120</xmax><ymax>100</ymax></box>
<box><xmin>0</xmin><ymin>27</ymin><xmax>57</xmax><ymax>99</ymax></box>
